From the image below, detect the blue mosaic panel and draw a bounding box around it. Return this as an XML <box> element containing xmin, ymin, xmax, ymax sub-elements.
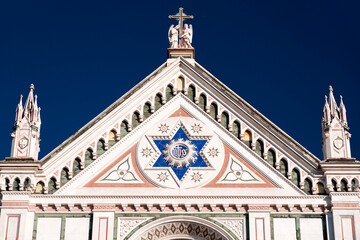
<box><xmin>153</xmin><ymin>127</ymin><xmax>208</xmax><ymax>180</ymax></box>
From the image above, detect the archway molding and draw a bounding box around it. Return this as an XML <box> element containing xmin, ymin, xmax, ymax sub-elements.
<box><xmin>127</xmin><ymin>215</ymin><xmax>233</xmax><ymax>240</ymax></box>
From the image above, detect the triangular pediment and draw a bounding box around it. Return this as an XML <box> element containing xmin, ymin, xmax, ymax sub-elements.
<box><xmin>25</xmin><ymin>57</ymin><xmax>326</xmax><ymax>199</ymax></box>
<box><xmin>55</xmin><ymin>94</ymin><xmax>304</xmax><ymax>196</ymax></box>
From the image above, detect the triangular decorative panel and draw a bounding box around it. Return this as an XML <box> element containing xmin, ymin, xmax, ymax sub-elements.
<box><xmin>57</xmin><ymin>95</ymin><xmax>304</xmax><ymax>196</ymax></box>
<box><xmin>84</xmin><ymin>145</ymin><xmax>154</xmax><ymax>188</ymax></box>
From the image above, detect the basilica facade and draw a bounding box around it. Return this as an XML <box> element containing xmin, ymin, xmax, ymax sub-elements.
<box><xmin>0</xmin><ymin>9</ymin><xmax>359</xmax><ymax>240</ymax></box>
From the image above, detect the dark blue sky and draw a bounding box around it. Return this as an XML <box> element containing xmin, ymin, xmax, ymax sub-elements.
<box><xmin>0</xmin><ymin>0</ymin><xmax>359</xmax><ymax>160</ymax></box>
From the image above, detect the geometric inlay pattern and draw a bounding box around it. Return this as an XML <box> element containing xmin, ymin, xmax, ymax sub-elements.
<box><xmin>217</xmin><ymin>154</ymin><xmax>264</xmax><ymax>184</ymax></box>
<box><xmin>97</xmin><ymin>153</ymin><xmax>143</xmax><ymax>183</ymax></box>
<box><xmin>137</xmin><ymin>117</ymin><xmax>224</xmax><ymax>189</ymax></box>
<box><xmin>153</xmin><ymin>127</ymin><xmax>208</xmax><ymax>180</ymax></box>
<box><xmin>138</xmin><ymin>222</ymin><xmax>226</xmax><ymax>240</ymax></box>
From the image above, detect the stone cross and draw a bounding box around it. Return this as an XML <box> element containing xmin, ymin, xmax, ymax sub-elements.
<box><xmin>169</xmin><ymin>8</ymin><xmax>193</xmax><ymax>39</ymax></box>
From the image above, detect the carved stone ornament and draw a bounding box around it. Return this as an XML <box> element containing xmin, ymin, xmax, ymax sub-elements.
<box><xmin>137</xmin><ymin>117</ymin><xmax>224</xmax><ymax>189</ymax></box>
<box><xmin>333</xmin><ymin>136</ymin><xmax>344</xmax><ymax>150</ymax></box>
<box><xmin>118</xmin><ymin>217</ymin><xmax>152</xmax><ymax>240</ymax></box>
<box><xmin>211</xmin><ymin>217</ymin><xmax>245</xmax><ymax>240</ymax></box>
<box><xmin>18</xmin><ymin>136</ymin><xmax>29</xmax><ymax>149</ymax></box>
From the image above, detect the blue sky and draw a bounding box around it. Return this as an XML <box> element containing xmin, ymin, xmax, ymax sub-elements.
<box><xmin>0</xmin><ymin>0</ymin><xmax>359</xmax><ymax>160</ymax></box>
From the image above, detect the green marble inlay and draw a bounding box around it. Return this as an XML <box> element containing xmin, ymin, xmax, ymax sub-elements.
<box><xmin>32</xmin><ymin>213</ymin><xmax>92</xmax><ymax>240</ymax></box>
<box><xmin>270</xmin><ymin>214</ymin><xmax>327</xmax><ymax>240</ymax></box>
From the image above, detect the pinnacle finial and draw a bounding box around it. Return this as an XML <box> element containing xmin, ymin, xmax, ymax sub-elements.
<box><xmin>30</xmin><ymin>84</ymin><xmax>35</xmax><ymax>91</ymax></box>
<box><xmin>329</xmin><ymin>85</ymin><xmax>333</xmax><ymax>92</ymax></box>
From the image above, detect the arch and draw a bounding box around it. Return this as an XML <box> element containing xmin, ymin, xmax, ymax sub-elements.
<box><xmin>304</xmin><ymin>178</ymin><xmax>313</xmax><ymax>195</ymax></box>
<box><xmin>5</xmin><ymin>178</ymin><xmax>10</xmax><ymax>191</ymax></box>
<box><xmin>187</xmin><ymin>85</ymin><xmax>196</xmax><ymax>102</ymax></box>
<box><xmin>132</xmin><ymin>111</ymin><xmax>141</xmax><ymax>129</ymax></box>
<box><xmin>232</xmin><ymin>120</ymin><xmax>241</xmax><ymax>138</ymax></box>
<box><xmin>34</xmin><ymin>181</ymin><xmax>45</xmax><ymax>194</ymax></box>
<box><xmin>280</xmin><ymin>158</ymin><xmax>288</xmax><ymax>177</ymax></box>
<box><xmin>291</xmin><ymin>168</ymin><xmax>300</xmax><ymax>188</ymax></box>
<box><xmin>340</xmin><ymin>179</ymin><xmax>348</xmax><ymax>192</ymax></box>
<box><xmin>244</xmin><ymin>130</ymin><xmax>252</xmax><ymax>148</ymax></box>
<box><xmin>128</xmin><ymin>216</ymin><xmax>233</xmax><ymax>240</ymax></box>
<box><xmin>221</xmin><ymin>111</ymin><xmax>230</xmax><ymax>130</ymax></box>
<box><xmin>97</xmin><ymin>139</ymin><xmax>106</xmax><ymax>157</ymax></box>
<box><xmin>267</xmin><ymin>149</ymin><xmax>276</xmax><ymax>168</ymax></box>
<box><xmin>316</xmin><ymin>181</ymin><xmax>326</xmax><ymax>195</ymax></box>
<box><xmin>60</xmin><ymin>167</ymin><xmax>70</xmax><ymax>187</ymax></box>
<box><xmin>166</xmin><ymin>85</ymin><xmax>174</xmax><ymax>101</ymax></box>
<box><xmin>73</xmin><ymin>158</ymin><xmax>82</xmax><ymax>177</ymax></box>
<box><xmin>199</xmin><ymin>94</ymin><xmax>207</xmax><ymax>112</ymax></box>
<box><xmin>120</xmin><ymin>120</ymin><xmax>129</xmax><ymax>139</ymax></box>
<box><xmin>210</xmin><ymin>102</ymin><xmax>218</xmax><ymax>120</ymax></box>
<box><xmin>48</xmin><ymin>177</ymin><xmax>57</xmax><ymax>194</ymax></box>
<box><xmin>108</xmin><ymin>130</ymin><xmax>117</xmax><ymax>148</ymax></box>
<box><xmin>155</xmin><ymin>93</ymin><xmax>163</xmax><ymax>111</ymax></box>
<box><xmin>351</xmin><ymin>178</ymin><xmax>359</xmax><ymax>192</ymax></box>
<box><xmin>331</xmin><ymin>179</ymin><xmax>338</xmax><ymax>192</ymax></box>
<box><xmin>177</xmin><ymin>76</ymin><xmax>185</xmax><ymax>92</ymax></box>
<box><xmin>143</xmin><ymin>102</ymin><xmax>152</xmax><ymax>120</ymax></box>
<box><xmin>13</xmin><ymin>178</ymin><xmax>20</xmax><ymax>191</ymax></box>
<box><xmin>24</xmin><ymin>177</ymin><xmax>31</xmax><ymax>191</ymax></box>
<box><xmin>85</xmin><ymin>148</ymin><xmax>94</xmax><ymax>168</ymax></box>
<box><xmin>255</xmin><ymin>139</ymin><xmax>264</xmax><ymax>158</ymax></box>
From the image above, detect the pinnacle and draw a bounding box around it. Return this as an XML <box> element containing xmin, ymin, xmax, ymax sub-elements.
<box><xmin>30</xmin><ymin>84</ymin><xmax>35</xmax><ymax>91</ymax></box>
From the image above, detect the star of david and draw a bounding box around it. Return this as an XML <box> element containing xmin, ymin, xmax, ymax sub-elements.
<box><xmin>152</xmin><ymin>127</ymin><xmax>209</xmax><ymax>181</ymax></box>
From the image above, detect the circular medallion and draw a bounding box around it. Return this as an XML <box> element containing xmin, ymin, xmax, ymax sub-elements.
<box><xmin>164</xmin><ymin>139</ymin><xmax>197</xmax><ymax>168</ymax></box>
<box><xmin>137</xmin><ymin>117</ymin><xmax>224</xmax><ymax>188</ymax></box>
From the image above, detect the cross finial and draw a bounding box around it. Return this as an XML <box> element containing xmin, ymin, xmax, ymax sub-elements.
<box><xmin>167</xmin><ymin>8</ymin><xmax>195</xmax><ymax>59</ymax></box>
<box><xmin>169</xmin><ymin>8</ymin><xmax>194</xmax><ymax>39</ymax></box>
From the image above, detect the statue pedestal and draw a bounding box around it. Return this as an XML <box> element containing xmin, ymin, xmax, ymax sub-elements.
<box><xmin>167</xmin><ymin>48</ymin><xmax>195</xmax><ymax>59</ymax></box>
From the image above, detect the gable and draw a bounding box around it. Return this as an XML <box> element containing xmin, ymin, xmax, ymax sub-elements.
<box><xmin>55</xmin><ymin>95</ymin><xmax>304</xmax><ymax>196</ymax></box>
<box><xmin>17</xmin><ymin>57</ymin><xmax>325</xmax><ymax>196</ymax></box>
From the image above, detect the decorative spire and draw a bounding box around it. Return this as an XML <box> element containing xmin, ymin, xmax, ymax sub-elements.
<box><xmin>9</xmin><ymin>84</ymin><xmax>41</xmax><ymax>160</ymax></box>
<box><xmin>328</xmin><ymin>85</ymin><xmax>339</xmax><ymax>119</ymax></box>
<box><xmin>15</xmin><ymin>94</ymin><xmax>23</xmax><ymax>123</ymax></box>
<box><xmin>23</xmin><ymin>84</ymin><xmax>35</xmax><ymax>120</ymax></box>
<box><xmin>322</xmin><ymin>95</ymin><xmax>331</xmax><ymax>125</ymax></box>
<box><xmin>339</xmin><ymin>95</ymin><xmax>347</xmax><ymax>126</ymax></box>
<box><xmin>321</xmin><ymin>86</ymin><xmax>352</xmax><ymax>160</ymax></box>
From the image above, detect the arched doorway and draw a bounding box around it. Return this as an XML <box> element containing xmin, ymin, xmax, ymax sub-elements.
<box><xmin>127</xmin><ymin>216</ymin><xmax>233</xmax><ymax>240</ymax></box>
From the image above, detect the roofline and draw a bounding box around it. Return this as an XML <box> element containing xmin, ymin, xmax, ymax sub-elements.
<box><xmin>190</xmin><ymin>59</ymin><xmax>321</xmax><ymax>165</ymax></box>
<box><xmin>40</xmin><ymin>62</ymin><xmax>168</xmax><ymax>164</ymax></box>
<box><xmin>39</xmin><ymin>56</ymin><xmax>321</xmax><ymax>167</ymax></box>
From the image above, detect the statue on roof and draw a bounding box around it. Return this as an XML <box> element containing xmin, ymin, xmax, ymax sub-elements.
<box><xmin>168</xmin><ymin>8</ymin><xmax>194</xmax><ymax>49</ymax></box>
<box><xmin>168</xmin><ymin>24</ymin><xmax>180</xmax><ymax>48</ymax></box>
<box><xmin>180</xmin><ymin>23</ymin><xmax>193</xmax><ymax>48</ymax></box>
